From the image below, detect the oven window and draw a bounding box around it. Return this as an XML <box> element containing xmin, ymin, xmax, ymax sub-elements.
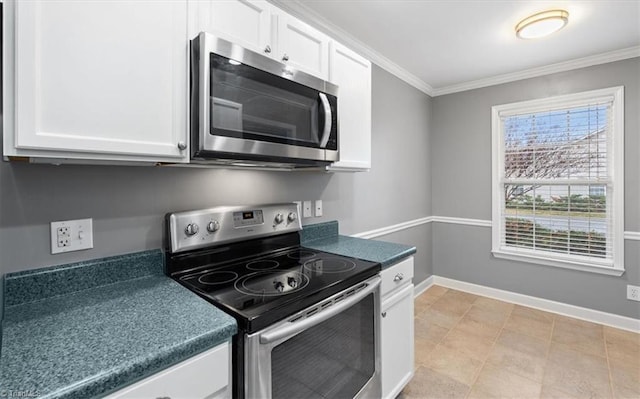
<box><xmin>270</xmin><ymin>294</ymin><xmax>375</xmax><ymax>398</ymax></box>
<box><xmin>209</xmin><ymin>53</ymin><xmax>333</xmax><ymax>149</ymax></box>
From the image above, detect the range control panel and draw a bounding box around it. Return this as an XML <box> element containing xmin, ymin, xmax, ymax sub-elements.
<box><xmin>167</xmin><ymin>203</ymin><xmax>301</xmax><ymax>253</ymax></box>
<box><xmin>233</xmin><ymin>210</ymin><xmax>264</xmax><ymax>228</ymax></box>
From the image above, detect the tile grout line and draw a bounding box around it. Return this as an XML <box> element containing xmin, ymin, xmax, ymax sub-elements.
<box><xmin>538</xmin><ymin>315</ymin><xmax>556</xmax><ymax>399</ymax></box>
<box><xmin>464</xmin><ymin>299</ymin><xmax>516</xmax><ymax>398</ymax></box>
<box><xmin>414</xmin><ymin>287</ymin><xmax>638</xmax><ymax>399</ymax></box>
<box><xmin>603</xmin><ymin>328</ymin><xmax>616</xmax><ymax>398</ymax></box>
<box><xmin>418</xmin><ymin>287</ymin><xmax>477</xmax><ymax>396</ymax></box>
<box><xmin>428</xmin><ymin>291</ymin><xmax>476</xmax><ymax>397</ymax></box>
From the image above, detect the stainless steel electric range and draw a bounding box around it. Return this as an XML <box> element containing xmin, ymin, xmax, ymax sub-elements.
<box><xmin>165</xmin><ymin>203</ymin><xmax>382</xmax><ymax>399</ymax></box>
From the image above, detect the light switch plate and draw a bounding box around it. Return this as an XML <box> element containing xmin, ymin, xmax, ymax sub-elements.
<box><xmin>50</xmin><ymin>218</ymin><xmax>93</xmax><ymax>254</ymax></box>
<box><xmin>314</xmin><ymin>200</ymin><xmax>323</xmax><ymax>217</ymax></box>
<box><xmin>303</xmin><ymin>201</ymin><xmax>312</xmax><ymax>218</ymax></box>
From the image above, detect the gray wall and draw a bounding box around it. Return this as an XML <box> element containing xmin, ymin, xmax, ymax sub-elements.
<box><xmin>431</xmin><ymin>57</ymin><xmax>640</xmax><ymax>319</ymax></box>
<box><xmin>0</xmin><ymin>65</ymin><xmax>432</xmax><ymax>281</ymax></box>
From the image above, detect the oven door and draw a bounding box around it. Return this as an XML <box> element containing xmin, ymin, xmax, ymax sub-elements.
<box><xmin>192</xmin><ymin>32</ymin><xmax>339</xmax><ymax>164</ymax></box>
<box><xmin>245</xmin><ymin>276</ymin><xmax>381</xmax><ymax>399</ymax></box>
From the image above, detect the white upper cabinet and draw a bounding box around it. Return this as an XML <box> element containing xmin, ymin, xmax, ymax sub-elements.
<box><xmin>4</xmin><ymin>0</ymin><xmax>190</xmax><ymax>163</ymax></box>
<box><xmin>275</xmin><ymin>13</ymin><xmax>330</xmax><ymax>80</ymax></box>
<box><xmin>192</xmin><ymin>0</ymin><xmax>273</xmax><ymax>55</ymax></box>
<box><xmin>192</xmin><ymin>1</ymin><xmax>330</xmax><ymax>80</ymax></box>
<box><xmin>328</xmin><ymin>42</ymin><xmax>372</xmax><ymax>171</ymax></box>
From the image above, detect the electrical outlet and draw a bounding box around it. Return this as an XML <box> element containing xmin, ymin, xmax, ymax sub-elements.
<box><xmin>627</xmin><ymin>285</ymin><xmax>640</xmax><ymax>302</ymax></box>
<box><xmin>303</xmin><ymin>201</ymin><xmax>312</xmax><ymax>218</ymax></box>
<box><xmin>314</xmin><ymin>200</ymin><xmax>323</xmax><ymax>217</ymax></box>
<box><xmin>57</xmin><ymin>226</ymin><xmax>71</xmax><ymax>247</ymax></box>
<box><xmin>51</xmin><ymin>218</ymin><xmax>94</xmax><ymax>254</ymax></box>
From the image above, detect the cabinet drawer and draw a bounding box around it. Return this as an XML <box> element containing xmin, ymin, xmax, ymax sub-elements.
<box><xmin>106</xmin><ymin>342</ymin><xmax>230</xmax><ymax>399</ymax></box>
<box><xmin>380</xmin><ymin>257</ymin><xmax>414</xmax><ymax>298</ymax></box>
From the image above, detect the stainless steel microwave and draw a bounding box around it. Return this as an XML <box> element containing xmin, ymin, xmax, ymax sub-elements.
<box><xmin>190</xmin><ymin>32</ymin><xmax>339</xmax><ymax>168</ymax></box>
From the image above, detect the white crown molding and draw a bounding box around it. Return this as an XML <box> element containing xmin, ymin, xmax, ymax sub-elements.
<box><xmin>351</xmin><ymin>216</ymin><xmax>433</xmax><ymax>239</ymax></box>
<box><xmin>268</xmin><ymin>1</ymin><xmax>640</xmax><ymax>97</ymax></box>
<box><xmin>432</xmin><ymin>46</ymin><xmax>640</xmax><ymax>96</ymax></box>
<box><xmin>267</xmin><ymin>0</ymin><xmax>434</xmax><ymax>96</ymax></box>
<box><xmin>431</xmin><ymin>276</ymin><xmax>640</xmax><ymax>333</ymax></box>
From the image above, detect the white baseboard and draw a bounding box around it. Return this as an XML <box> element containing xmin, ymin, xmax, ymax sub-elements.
<box><xmin>413</xmin><ymin>276</ymin><xmax>434</xmax><ymax>298</ymax></box>
<box><xmin>413</xmin><ymin>275</ymin><xmax>640</xmax><ymax>333</ymax></box>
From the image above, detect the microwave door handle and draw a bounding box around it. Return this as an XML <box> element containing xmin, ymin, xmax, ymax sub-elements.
<box><xmin>318</xmin><ymin>93</ymin><xmax>332</xmax><ymax>148</ymax></box>
<box><xmin>259</xmin><ymin>277</ymin><xmax>380</xmax><ymax>345</ymax></box>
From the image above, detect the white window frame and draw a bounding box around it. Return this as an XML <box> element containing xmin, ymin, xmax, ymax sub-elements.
<box><xmin>491</xmin><ymin>86</ymin><xmax>624</xmax><ymax>276</ymax></box>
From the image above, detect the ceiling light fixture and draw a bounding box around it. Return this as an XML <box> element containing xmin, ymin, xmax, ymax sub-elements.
<box><xmin>516</xmin><ymin>9</ymin><xmax>569</xmax><ymax>39</ymax></box>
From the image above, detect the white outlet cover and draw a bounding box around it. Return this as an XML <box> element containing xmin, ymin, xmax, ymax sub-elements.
<box><xmin>315</xmin><ymin>200</ymin><xmax>323</xmax><ymax>217</ymax></box>
<box><xmin>303</xmin><ymin>201</ymin><xmax>312</xmax><ymax>218</ymax></box>
<box><xmin>51</xmin><ymin>218</ymin><xmax>94</xmax><ymax>254</ymax></box>
<box><xmin>627</xmin><ymin>285</ymin><xmax>640</xmax><ymax>302</ymax></box>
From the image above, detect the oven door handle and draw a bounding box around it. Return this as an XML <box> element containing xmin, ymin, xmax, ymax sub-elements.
<box><xmin>259</xmin><ymin>276</ymin><xmax>380</xmax><ymax>344</ymax></box>
<box><xmin>318</xmin><ymin>92</ymin><xmax>332</xmax><ymax>148</ymax></box>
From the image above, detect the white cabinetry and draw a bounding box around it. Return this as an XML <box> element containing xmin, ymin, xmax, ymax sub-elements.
<box><xmin>191</xmin><ymin>0</ymin><xmax>273</xmax><ymax>55</ymax></box>
<box><xmin>276</xmin><ymin>14</ymin><xmax>330</xmax><ymax>80</ymax></box>
<box><xmin>105</xmin><ymin>342</ymin><xmax>231</xmax><ymax>399</ymax></box>
<box><xmin>328</xmin><ymin>42</ymin><xmax>372</xmax><ymax>171</ymax></box>
<box><xmin>380</xmin><ymin>257</ymin><xmax>415</xmax><ymax>399</ymax></box>
<box><xmin>190</xmin><ymin>0</ymin><xmax>330</xmax><ymax>80</ymax></box>
<box><xmin>3</xmin><ymin>0</ymin><xmax>189</xmax><ymax>163</ymax></box>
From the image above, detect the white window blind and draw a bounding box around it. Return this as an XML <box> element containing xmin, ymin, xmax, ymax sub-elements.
<box><xmin>491</xmin><ymin>87</ymin><xmax>624</xmax><ymax>275</ymax></box>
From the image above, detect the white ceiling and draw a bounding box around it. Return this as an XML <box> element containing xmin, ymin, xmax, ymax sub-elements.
<box><xmin>274</xmin><ymin>0</ymin><xmax>640</xmax><ymax>95</ymax></box>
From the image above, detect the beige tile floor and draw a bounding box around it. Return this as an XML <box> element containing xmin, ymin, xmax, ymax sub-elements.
<box><xmin>399</xmin><ymin>285</ymin><xmax>640</xmax><ymax>399</ymax></box>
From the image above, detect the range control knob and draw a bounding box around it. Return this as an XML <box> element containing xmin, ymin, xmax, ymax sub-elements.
<box><xmin>274</xmin><ymin>213</ymin><xmax>284</xmax><ymax>224</ymax></box>
<box><xmin>287</xmin><ymin>277</ymin><xmax>298</xmax><ymax>289</ymax></box>
<box><xmin>207</xmin><ymin>220</ymin><xmax>220</xmax><ymax>233</ymax></box>
<box><xmin>185</xmin><ymin>223</ymin><xmax>199</xmax><ymax>236</ymax></box>
<box><xmin>287</xmin><ymin>212</ymin><xmax>297</xmax><ymax>222</ymax></box>
<box><xmin>274</xmin><ymin>281</ymin><xmax>285</xmax><ymax>293</ymax></box>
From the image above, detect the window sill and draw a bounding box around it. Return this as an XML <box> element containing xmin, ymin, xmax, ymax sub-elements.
<box><xmin>492</xmin><ymin>249</ymin><xmax>625</xmax><ymax>276</ymax></box>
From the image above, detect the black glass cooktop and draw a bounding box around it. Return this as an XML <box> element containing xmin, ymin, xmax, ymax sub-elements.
<box><xmin>175</xmin><ymin>247</ymin><xmax>380</xmax><ymax>333</ymax></box>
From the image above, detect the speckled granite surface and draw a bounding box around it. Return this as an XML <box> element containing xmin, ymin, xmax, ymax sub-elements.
<box><xmin>4</xmin><ymin>250</ymin><xmax>164</xmax><ymax>307</ymax></box>
<box><xmin>302</xmin><ymin>222</ymin><xmax>416</xmax><ymax>267</ymax></box>
<box><xmin>0</xmin><ymin>250</ymin><xmax>236</xmax><ymax>399</ymax></box>
<box><xmin>300</xmin><ymin>221</ymin><xmax>339</xmax><ymax>243</ymax></box>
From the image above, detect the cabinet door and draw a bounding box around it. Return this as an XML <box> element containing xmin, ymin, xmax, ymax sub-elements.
<box><xmin>192</xmin><ymin>0</ymin><xmax>273</xmax><ymax>56</ymax></box>
<box><xmin>10</xmin><ymin>0</ymin><xmax>189</xmax><ymax>161</ymax></box>
<box><xmin>328</xmin><ymin>42</ymin><xmax>372</xmax><ymax>171</ymax></box>
<box><xmin>105</xmin><ymin>342</ymin><xmax>230</xmax><ymax>399</ymax></box>
<box><xmin>381</xmin><ymin>283</ymin><xmax>415</xmax><ymax>399</ymax></box>
<box><xmin>276</xmin><ymin>13</ymin><xmax>329</xmax><ymax>79</ymax></box>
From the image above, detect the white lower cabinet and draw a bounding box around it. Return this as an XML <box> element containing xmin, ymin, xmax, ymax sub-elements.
<box><xmin>380</xmin><ymin>257</ymin><xmax>415</xmax><ymax>399</ymax></box>
<box><xmin>105</xmin><ymin>341</ymin><xmax>231</xmax><ymax>399</ymax></box>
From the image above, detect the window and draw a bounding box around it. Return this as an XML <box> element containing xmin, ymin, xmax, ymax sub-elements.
<box><xmin>491</xmin><ymin>87</ymin><xmax>624</xmax><ymax>276</ymax></box>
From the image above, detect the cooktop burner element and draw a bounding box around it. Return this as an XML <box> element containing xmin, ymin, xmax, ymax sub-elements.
<box><xmin>303</xmin><ymin>257</ymin><xmax>357</xmax><ymax>273</ymax></box>
<box><xmin>198</xmin><ymin>271</ymin><xmax>239</xmax><ymax>285</ymax></box>
<box><xmin>235</xmin><ymin>271</ymin><xmax>309</xmax><ymax>296</ymax></box>
<box><xmin>286</xmin><ymin>249</ymin><xmax>317</xmax><ymax>260</ymax></box>
<box><xmin>246</xmin><ymin>260</ymin><xmax>279</xmax><ymax>271</ymax></box>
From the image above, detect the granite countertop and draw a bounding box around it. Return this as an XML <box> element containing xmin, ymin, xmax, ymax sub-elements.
<box><xmin>0</xmin><ymin>250</ymin><xmax>236</xmax><ymax>399</ymax></box>
<box><xmin>301</xmin><ymin>221</ymin><xmax>416</xmax><ymax>267</ymax></box>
